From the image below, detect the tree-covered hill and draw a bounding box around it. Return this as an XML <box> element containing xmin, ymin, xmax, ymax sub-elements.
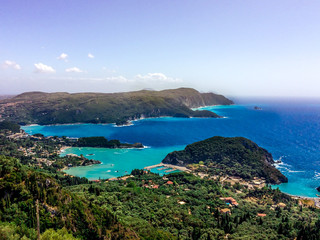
<box><xmin>0</xmin><ymin>88</ymin><xmax>233</xmax><ymax>125</ymax></box>
<box><xmin>0</xmin><ymin>155</ymin><xmax>138</xmax><ymax>240</ymax></box>
<box><xmin>0</xmin><ymin>120</ymin><xmax>20</xmax><ymax>133</ymax></box>
<box><xmin>163</xmin><ymin>136</ymin><xmax>288</xmax><ymax>184</ymax></box>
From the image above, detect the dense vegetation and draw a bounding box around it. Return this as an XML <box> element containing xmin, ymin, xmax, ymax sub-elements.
<box><xmin>0</xmin><ymin>120</ymin><xmax>20</xmax><ymax>133</ymax></box>
<box><xmin>0</xmin><ymin>129</ymin><xmax>319</xmax><ymax>239</ymax></box>
<box><xmin>77</xmin><ymin>136</ymin><xmax>143</xmax><ymax>148</ymax></box>
<box><xmin>163</xmin><ymin>136</ymin><xmax>288</xmax><ymax>184</ymax></box>
<box><xmin>0</xmin><ymin>88</ymin><xmax>233</xmax><ymax>125</ymax></box>
<box><xmin>0</xmin><ymin>133</ymin><xmax>101</xmax><ymax>170</ymax></box>
<box><xmin>68</xmin><ymin>171</ymin><xmax>320</xmax><ymax>239</ymax></box>
<box><xmin>0</xmin><ymin>155</ymin><xmax>139</xmax><ymax>239</ymax></box>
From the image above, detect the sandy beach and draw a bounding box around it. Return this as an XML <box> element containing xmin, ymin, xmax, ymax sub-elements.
<box><xmin>59</xmin><ymin>146</ymin><xmax>71</xmax><ymax>153</ymax></box>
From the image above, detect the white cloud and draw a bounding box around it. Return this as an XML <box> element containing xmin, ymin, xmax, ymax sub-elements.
<box><xmin>48</xmin><ymin>76</ymin><xmax>128</xmax><ymax>82</ymax></box>
<box><xmin>34</xmin><ymin>63</ymin><xmax>55</xmax><ymax>73</ymax></box>
<box><xmin>65</xmin><ymin>67</ymin><xmax>83</xmax><ymax>73</ymax></box>
<box><xmin>134</xmin><ymin>73</ymin><xmax>182</xmax><ymax>83</ymax></box>
<box><xmin>57</xmin><ymin>53</ymin><xmax>68</xmax><ymax>61</ymax></box>
<box><xmin>2</xmin><ymin>60</ymin><xmax>21</xmax><ymax>70</ymax></box>
<box><xmin>104</xmin><ymin>76</ymin><xmax>129</xmax><ymax>83</ymax></box>
<box><xmin>70</xmin><ymin>73</ymin><xmax>181</xmax><ymax>84</ymax></box>
<box><xmin>88</xmin><ymin>53</ymin><xmax>94</xmax><ymax>59</ymax></box>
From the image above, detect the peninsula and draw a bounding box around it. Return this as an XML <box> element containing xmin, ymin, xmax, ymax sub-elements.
<box><xmin>0</xmin><ymin>88</ymin><xmax>233</xmax><ymax>125</ymax></box>
<box><xmin>162</xmin><ymin>136</ymin><xmax>288</xmax><ymax>184</ymax></box>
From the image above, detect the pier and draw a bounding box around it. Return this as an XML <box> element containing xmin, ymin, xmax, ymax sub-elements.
<box><xmin>144</xmin><ymin>163</ymin><xmax>191</xmax><ymax>173</ymax></box>
<box><xmin>157</xmin><ymin>167</ymin><xmax>168</xmax><ymax>170</ymax></box>
<box><xmin>144</xmin><ymin>163</ymin><xmax>164</xmax><ymax>170</ymax></box>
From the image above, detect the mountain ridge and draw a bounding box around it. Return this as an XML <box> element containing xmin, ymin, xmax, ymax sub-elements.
<box><xmin>0</xmin><ymin>88</ymin><xmax>233</xmax><ymax>125</ymax></box>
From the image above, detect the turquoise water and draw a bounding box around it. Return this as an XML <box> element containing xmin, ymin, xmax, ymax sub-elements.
<box><xmin>60</xmin><ymin>146</ymin><xmax>183</xmax><ymax>179</ymax></box>
<box><xmin>22</xmin><ymin>100</ymin><xmax>320</xmax><ymax>197</ymax></box>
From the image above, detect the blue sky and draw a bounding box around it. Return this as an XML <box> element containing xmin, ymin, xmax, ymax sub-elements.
<box><xmin>1</xmin><ymin>0</ymin><xmax>320</xmax><ymax>97</ymax></box>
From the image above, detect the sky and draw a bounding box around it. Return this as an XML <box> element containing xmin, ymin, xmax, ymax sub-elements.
<box><xmin>1</xmin><ymin>0</ymin><xmax>320</xmax><ymax>97</ymax></box>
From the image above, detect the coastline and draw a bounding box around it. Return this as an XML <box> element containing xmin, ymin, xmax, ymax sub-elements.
<box><xmin>191</xmin><ymin>103</ymin><xmax>235</xmax><ymax>111</ymax></box>
<box><xmin>289</xmin><ymin>194</ymin><xmax>320</xmax><ymax>208</ymax></box>
<box><xmin>58</xmin><ymin>156</ymin><xmax>320</xmax><ymax>208</ymax></box>
<box><xmin>20</xmin><ymin>102</ymin><xmax>320</xmax><ymax>204</ymax></box>
<box><xmin>22</xmin><ymin>104</ymin><xmax>231</xmax><ymax>128</ymax></box>
<box><xmin>59</xmin><ymin>146</ymin><xmax>71</xmax><ymax>153</ymax></box>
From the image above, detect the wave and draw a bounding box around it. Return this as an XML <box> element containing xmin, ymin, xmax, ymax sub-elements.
<box><xmin>274</xmin><ymin>156</ymin><xmax>292</xmax><ymax>167</ymax></box>
<box><xmin>277</xmin><ymin>165</ymin><xmax>305</xmax><ymax>173</ymax></box>
<box><xmin>274</xmin><ymin>157</ymin><xmax>305</xmax><ymax>173</ymax></box>
<box><xmin>313</xmin><ymin>171</ymin><xmax>320</xmax><ymax>179</ymax></box>
<box><xmin>287</xmin><ymin>169</ymin><xmax>305</xmax><ymax>173</ymax></box>
<box><xmin>113</xmin><ymin>122</ymin><xmax>134</xmax><ymax>128</ymax></box>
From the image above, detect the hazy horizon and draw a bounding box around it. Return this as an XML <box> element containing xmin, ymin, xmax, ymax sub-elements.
<box><xmin>1</xmin><ymin>0</ymin><xmax>320</xmax><ymax>97</ymax></box>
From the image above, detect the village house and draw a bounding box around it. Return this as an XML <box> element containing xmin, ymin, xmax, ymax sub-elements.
<box><xmin>257</xmin><ymin>213</ymin><xmax>267</xmax><ymax>217</ymax></box>
<box><xmin>220</xmin><ymin>197</ymin><xmax>239</xmax><ymax>207</ymax></box>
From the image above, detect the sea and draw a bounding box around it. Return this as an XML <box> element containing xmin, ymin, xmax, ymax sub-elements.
<box><xmin>22</xmin><ymin>98</ymin><xmax>320</xmax><ymax>197</ymax></box>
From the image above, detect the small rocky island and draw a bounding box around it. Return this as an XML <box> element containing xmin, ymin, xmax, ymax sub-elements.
<box><xmin>162</xmin><ymin>136</ymin><xmax>288</xmax><ymax>184</ymax></box>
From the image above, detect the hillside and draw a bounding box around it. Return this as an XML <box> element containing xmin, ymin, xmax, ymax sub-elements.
<box><xmin>0</xmin><ymin>131</ymin><xmax>319</xmax><ymax>239</ymax></box>
<box><xmin>0</xmin><ymin>88</ymin><xmax>233</xmax><ymax>125</ymax></box>
<box><xmin>0</xmin><ymin>155</ymin><xmax>138</xmax><ymax>240</ymax></box>
<box><xmin>162</xmin><ymin>136</ymin><xmax>288</xmax><ymax>184</ymax></box>
<box><xmin>68</xmin><ymin>171</ymin><xmax>320</xmax><ymax>240</ymax></box>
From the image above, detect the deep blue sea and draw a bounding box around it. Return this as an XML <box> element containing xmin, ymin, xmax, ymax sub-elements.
<box><xmin>22</xmin><ymin>99</ymin><xmax>320</xmax><ymax>197</ymax></box>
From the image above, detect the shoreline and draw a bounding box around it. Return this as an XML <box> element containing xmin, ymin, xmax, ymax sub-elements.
<box><xmin>191</xmin><ymin>103</ymin><xmax>235</xmax><ymax>111</ymax></box>
<box><xmin>21</xmin><ymin>104</ymin><xmax>319</xmax><ymax>204</ymax></box>
<box><xmin>289</xmin><ymin>194</ymin><xmax>320</xmax><ymax>208</ymax></box>
<box><xmin>59</xmin><ymin>158</ymin><xmax>320</xmax><ymax>207</ymax></box>
<box><xmin>59</xmin><ymin>145</ymin><xmax>149</xmax><ymax>153</ymax></box>
<box><xmin>21</xmin><ymin>104</ymin><xmax>231</xmax><ymax>128</ymax></box>
<box><xmin>59</xmin><ymin>146</ymin><xmax>71</xmax><ymax>153</ymax></box>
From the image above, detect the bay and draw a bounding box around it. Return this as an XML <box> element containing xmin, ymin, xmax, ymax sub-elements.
<box><xmin>22</xmin><ymin>99</ymin><xmax>320</xmax><ymax>197</ymax></box>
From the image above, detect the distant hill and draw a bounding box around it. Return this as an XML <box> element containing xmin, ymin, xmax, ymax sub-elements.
<box><xmin>0</xmin><ymin>88</ymin><xmax>233</xmax><ymax>125</ymax></box>
<box><xmin>0</xmin><ymin>95</ymin><xmax>15</xmax><ymax>100</ymax></box>
<box><xmin>162</xmin><ymin>136</ymin><xmax>288</xmax><ymax>184</ymax></box>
